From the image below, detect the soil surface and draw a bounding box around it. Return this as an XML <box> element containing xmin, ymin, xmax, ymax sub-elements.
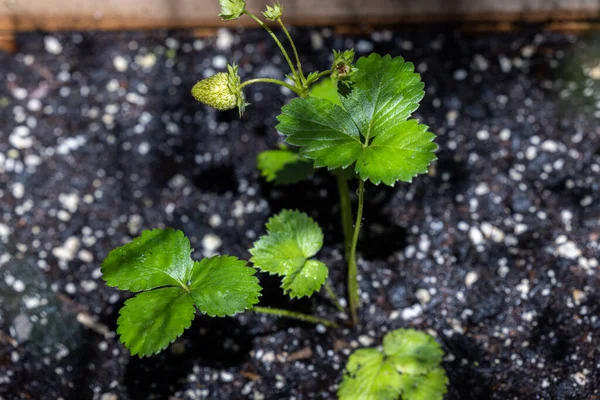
<box><xmin>0</xmin><ymin>26</ymin><xmax>599</xmax><ymax>400</ymax></box>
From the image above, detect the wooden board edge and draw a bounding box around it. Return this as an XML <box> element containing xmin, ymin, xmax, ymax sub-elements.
<box><xmin>1</xmin><ymin>9</ymin><xmax>599</xmax><ymax>32</ymax></box>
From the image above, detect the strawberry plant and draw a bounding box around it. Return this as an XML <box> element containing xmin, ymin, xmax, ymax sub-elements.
<box><xmin>101</xmin><ymin>0</ymin><xmax>446</xmax><ymax>397</ymax></box>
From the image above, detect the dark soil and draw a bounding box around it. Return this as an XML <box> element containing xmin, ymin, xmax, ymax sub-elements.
<box><xmin>0</xmin><ymin>25</ymin><xmax>599</xmax><ymax>400</ymax></box>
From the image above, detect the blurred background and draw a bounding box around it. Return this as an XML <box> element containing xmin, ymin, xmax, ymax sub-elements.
<box><xmin>1</xmin><ymin>1</ymin><xmax>599</xmax><ymax>400</ymax></box>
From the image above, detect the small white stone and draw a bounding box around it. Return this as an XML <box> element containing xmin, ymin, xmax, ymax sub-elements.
<box><xmin>137</xmin><ymin>142</ymin><xmax>150</xmax><ymax>155</ymax></box>
<box><xmin>356</xmin><ymin>40</ymin><xmax>374</xmax><ymax>53</ymax></box>
<box><xmin>401</xmin><ymin>304</ymin><xmax>423</xmax><ymax>320</ymax></box>
<box><xmin>44</xmin><ymin>36</ymin><xmax>63</xmax><ymax>55</ymax></box>
<box><xmin>27</xmin><ymin>99</ymin><xmax>42</xmax><ymax>112</ymax></box>
<box><xmin>358</xmin><ymin>335</ymin><xmax>375</xmax><ymax>347</ymax></box>
<box><xmin>555</xmin><ymin>239</ymin><xmax>582</xmax><ymax>260</ymax></box>
<box><xmin>514</xmin><ymin>223</ymin><xmax>528</xmax><ymax>235</ymax></box>
<box><xmin>65</xmin><ymin>282</ymin><xmax>76</xmax><ymax>294</ymax></box>
<box><xmin>474</xmin><ymin>183</ymin><xmax>489</xmax><ymax>196</ymax></box>
<box><xmin>216</xmin><ymin>29</ymin><xmax>234</xmax><ymax>50</ymax></box>
<box><xmin>415</xmin><ymin>288</ymin><xmax>431</xmax><ymax>304</ymax></box>
<box><xmin>13</xmin><ymin>279</ymin><xmax>25</xmax><ymax>292</ymax></box>
<box><xmin>469</xmin><ymin>226</ymin><xmax>485</xmax><ymax>245</ymax></box>
<box><xmin>499</xmin><ymin>128</ymin><xmax>511</xmax><ymax>141</ymax></box>
<box><xmin>113</xmin><ymin>56</ymin><xmax>129</xmax><ymax>72</ymax></box>
<box><xmin>520</xmin><ymin>45</ymin><xmax>536</xmax><ymax>58</ymax></box>
<box><xmin>135</xmin><ymin>53</ymin><xmax>157</xmax><ymax>69</ymax></box>
<box><xmin>12</xmin><ymin>87</ymin><xmax>28</xmax><ymax>100</ymax></box>
<box><xmin>476</xmin><ymin>129</ymin><xmax>489</xmax><ymax>140</ymax></box>
<box><xmin>78</xmin><ymin>249</ymin><xmax>94</xmax><ymax>263</ymax></box>
<box><xmin>209</xmin><ymin>214</ymin><xmax>222</xmax><ymax>228</ymax></box>
<box><xmin>213</xmin><ymin>55</ymin><xmax>227</xmax><ymax>69</ymax></box>
<box><xmin>453</xmin><ymin>69</ymin><xmax>467</xmax><ymax>81</ymax></box>
<box><xmin>541</xmin><ymin>140</ymin><xmax>559</xmax><ymax>153</ymax></box>
<box><xmin>11</xmin><ymin>183</ymin><xmax>25</xmax><ymax>199</ymax></box>
<box><xmin>465</xmin><ymin>271</ymin><xmax>479</xmax><ymax>287</ymax></box>
<box><xmin>59</xmin><ymin>193</ymin><xmax>79</xmax><ymax>213</ymax></box>
<box><xmin>202</xmin><ymin>234</ymin><xmax>222</xmax><ymax>253</ymax></box>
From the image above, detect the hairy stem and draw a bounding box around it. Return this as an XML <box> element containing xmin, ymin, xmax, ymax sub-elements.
<box><xmin>336</xmin><ymin>171</ymin><xmax>353</xmax><ymax>260</ymax></box>
<box><xmin>244</xmin><ymin>11</ymin><xmax>298</xmax><ymax>78</ymax></box>
<box><xmin>309</xmin><ymin>69</ymin><xmax>333</xmax><ymax>83</ymax></box>
<box><xmin>252</xmin><ymin>306</ymin><xmax>338</xmax><ymax>328</ymax></box>
<box><xmin>277</xmin><ymin>18</ymin><xmax>305</xmax><ymax>84</ymax></box>
<box><xmin>348</xmin><ymin>180</ymin><xmax>365</xmax><ymax>325</ymax></box>
<box><xmin>324</xmin><ymin>281</ymin><xmax>345</xmax><ymax>313</ymax></box>
<box><xmin>239</xmin><ymin>78</ymin><xmax>302</xmax><ymax>95</ymax></box>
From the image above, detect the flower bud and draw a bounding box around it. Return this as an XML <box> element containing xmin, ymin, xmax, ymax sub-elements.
<box><xmin>263</xmin><ymin>1</ymin><xmax>283</xmax><ymax>21</ymax></box>
<box><xmin>218</xmin><ymin>0</ymin><xmax>246</xmax><ymax>21</ymax></box>
<box><xmin>192</xmin><ymin>63</ymin><xmax>248</xmax><ymax>116</ymax></box>
<box><xmin>331</xmin><ymin>49</ymin><xmax>358</xmax><ymax>86</ymax></box>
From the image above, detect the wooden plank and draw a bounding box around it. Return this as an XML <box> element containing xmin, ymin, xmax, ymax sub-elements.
<box><xmin>0</xmin><ymin>0</ymin><xmax>598</xmax><ymax>32</ymax></box>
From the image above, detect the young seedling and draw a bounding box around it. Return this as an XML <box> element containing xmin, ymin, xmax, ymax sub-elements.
<box><xmin>338</xmin><ymin>329</ymin><xmax>448</xmax><ymax>400</ymax></box>
<box><xmin>102</xmin><ymin>3</ymin><xmax>442</xmax><ymax>392</ymax></box>
<box><xmin>102</xmin><ymin>215</ymin><xmax>338</xmax><ymax>357</ymax></box>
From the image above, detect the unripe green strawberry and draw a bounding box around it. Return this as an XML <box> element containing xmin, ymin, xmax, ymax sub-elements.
<box><xmin>192</xmin><ymin>73</ymin><xmax>237</xmax><ymax>111</ymax></box>
<box><xmin>192</xmin><ymin>64</ymin><xmax>248</xmax><ymax>116</ymax></box>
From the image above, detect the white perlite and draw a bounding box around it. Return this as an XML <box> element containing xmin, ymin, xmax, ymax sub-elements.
<box><xmin>44</xmin><ymin>36</ymin><xmax>63</xmax><ymax>55</ymax></box>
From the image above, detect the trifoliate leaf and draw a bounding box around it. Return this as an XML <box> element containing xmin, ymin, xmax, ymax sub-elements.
<box><xmin>257</xmin><ymin>149</ymin><xmax>313</xmax><ymax>185</ymax></box>
<box><xmin>117</xmin><ymin>287</ymin><xmax>196</xmax><ymax>357</ymax></box>
<box><xmin>102</xmin><ymin>228</ymin><xmax>193</xmax><ymax>292</ymax></box>
<box><xmin>399</xmin><ymin>368</ymin><xmax>449</xmax><ymax>400</ymax></box>
<box><xmin>310</xmin><ymin>78</ymin><xmax>343</xmax><ymax>107</ymax></box>
<box><xmin>276</xmin><ymin>53</ymin><xmax>437</xmax><ymax>186</ymax></box>
<box><xmin>249</xmin><ymin>210</ymin><xmax>328</xmax><ymax>298</ymax></box>
<box><xmin>218</xmin><ymin>0</ymin><xmax>246</xmax><ymax>20</ymax></box>
<box><xmin>383</xmin><ymin>329</ymin><xmax>445</xmax><ymax>375</ymax></box>
<box><xmin>189</xmin><ymin>256</ymin><xmax>261</xmax><ymax>317</ymax></box>
<box><xmin>102</xmin><ymin>229</ymin><xmax>261</xmax><ymax>356</ymax></box>
<box><xmin>339</xmin><ymin>329</ymin><xmax>447</xmax><ymax>400</ymax></box>
<box><xmin>338</xmin><ymin>348</ymin><xmax>403</xmax><ymax>400</ymax></box>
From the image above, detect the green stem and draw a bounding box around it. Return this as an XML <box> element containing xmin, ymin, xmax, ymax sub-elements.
<box><xmin>252</xmin><ymin>306</ymin><xmax>338</xmax><ymax>328</ymax></box>
<box><xmin>348</xmin><ymin>180</ymin><xmax>365</xmax><ymax>325</ymax></box>
<box><xmin>277</xmin><ymin>18</ymin><xmax>305</xmax><ymax>84</ymax></box>
<box><xmin>244</xmin><ymin>11</ymin><xmax>297</xmax><ymax>77</ymax></box>
<box><xmin>309</xmin><ymin>69</ymin><xmax>333</xmax><ymax>83</ymax></box>
<box><xmin>239</xmin><ymin>78</ymin><xmax>302</xmax><ymax>95</ymax></box>
<box><xmin>336</xmin><ymin>171</ymin><xmax>353</xmax><ymax>260</ymax></box>
<box><xmin>324</xmin><ymin>282</ymin><xmax>345</xmax><ymax>313</ymax></box>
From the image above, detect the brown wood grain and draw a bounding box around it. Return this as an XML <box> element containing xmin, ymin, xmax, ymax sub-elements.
<box><xmin>0</xmin><ymin>0</ymin><xmax>598</xmax><ymax>32</ymax></box>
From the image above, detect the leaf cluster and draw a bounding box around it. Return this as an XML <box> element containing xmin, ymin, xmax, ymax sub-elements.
<box><xmin>338</xmin><ymin>329</ymin><xmax>448</xmax><ymax>400</ymax></box>
<box><xmin>249</xmin><ymin>210</ymin><xmax>328</xmax><ymax>298</ymax></box>
<box><xmin>277</xmin><ymin>54</ymin><xmax>437</xmax><ymax>186</ymax></box>
<box><xmin>102</xmin><ymin>228</ymin><xmax>261</xmax><ymax>357</ymax></box>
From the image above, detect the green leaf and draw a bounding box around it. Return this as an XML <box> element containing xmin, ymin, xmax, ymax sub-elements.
<box><xmin>218</xmin><ymin>0</ymin><xmax>246</xmax><ymax>20</ymax></box>
<box><xmin>356</xmin><ymin>119</ymin><xmax>437</xmax><ymax>185</ymax></box>
<box><xmin>276</xmin><ymin>53</ymin><xmax>437</xmax><ymax>186</ymax></box>
<box><xmin>399</xmin><ymin>368</ymin><xmax>449</xmax><ymax>400</ymax></box>
<box><xmin>102</xmin><ymin>228</ymin><xmax>193</xmax><ymax>292</ymax></box>
<box><xmin>117</xmin><ymin>287</ymin><xmax>196</xmax><ymax>357</ymax></box>
<box><xmin>338</xmin><ymin>349</ymin><xmax>403</xmax><ymax>400</ymax></box>
<box><xmin>339</xmin><ymin>329</ymin><xmax>447</xmax><ymax>400</ymax></box>
<box><xmin>249</xmin><ymin>210</ymin><xmax>328</xmax><ymax>298</ymax></box>
<box><xmin>383</xmin><ymin>329</ymin><xmax>445</xmax><ymax>375</ymax></box>
<box><xmin>341</xmin><ymin>54</ymin><xmax>425</xmax><ymax>138</ymax></box>
<box><xmin>102</xmin><ymin>229</ymin><xmax>262</xmax><ymax>356</ymax></box>
<box><xmin>277</xmin><ymin>97</ymin><xmax>362</xmax><ymax>170</ymax></box>
<box><xmin>189</xmin><ymin>256</ymin><xmax>261</xmax><ymax>317</ymax></box>
<box><xmin>310</xmin><ymin>78</ymin><xmax>343</xmax><ymax>107</ymax></box>
<box><xmin>257</xmin><ymin>149</ymin><xmax>313</xmax><ymax>185</ymax></box>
